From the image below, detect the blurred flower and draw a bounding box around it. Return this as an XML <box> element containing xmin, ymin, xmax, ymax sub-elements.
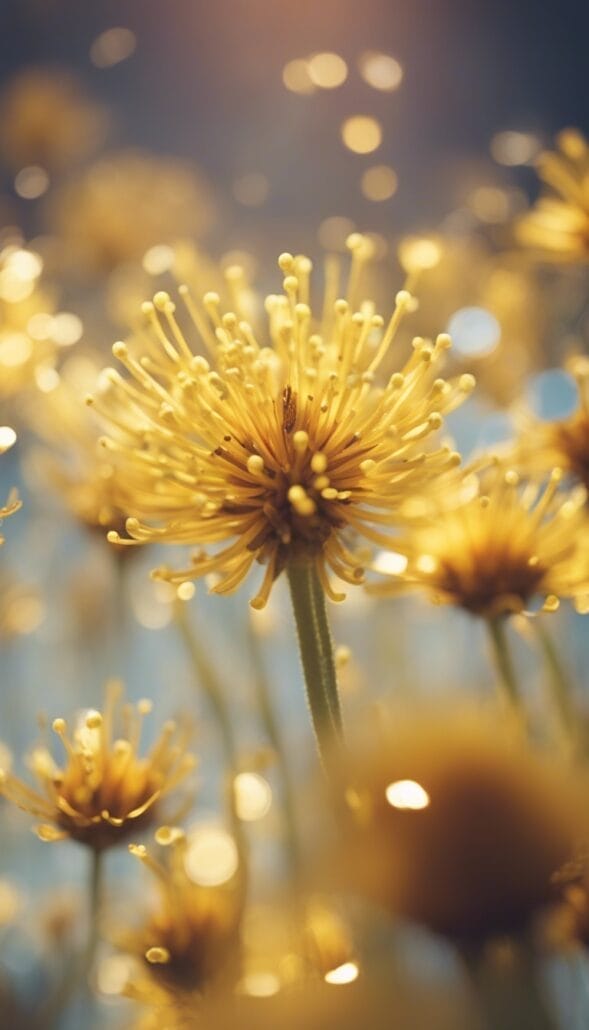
<box><xmin>373</xmin><ymin>463</ymin><xmax>589</xmax><ymax>616</ymax></box>
<box><xmin>25</xmin><ymin>353</ymin><xmax>141</xmax><ymax>542</ymax></box>
<box><xmin>339</xmin><ymin>708</ymin><xmax>579</xmax><ymax>941</ymax></box>
<box><xmin>0</xmin><ymin>67</ymin><xmax>108</xmax><ymax>172</ymax></box>
<box><xmin>92</xmin><ymin>237</ymin><xmax>474</xmax><ymax>607</ymax></box>
<box><xmin>515</xmin><ymin>129</ymin><xmax>589</xmax><ymax>262</ymax></box>
<box><xmin>117</xmin><ymin>827</ymin><xmax>241</xmax><ymax>1017</ymax></box>
<box><xmin>0</xmin><ymin>572</ymin><xmax>44</xmax><ymax>640</ymax></box>
<box><xmin>0</xmin><ymin>681</ymin><xmax>195</xmax><ymax>851</ymax></box>
<box><xmin>48</xmin><ymin>151</ymin><xmax>216</xmax><ymax>277</ymax></box>
<box><xmin>515</xmin><ymin>357</ymin><xmax>589</xmax><ymax>492</ymax></box>
<box><xmin>397</xmin><ymin>236</ymin><xmax>544</xmax><ymax>405</ymax></box>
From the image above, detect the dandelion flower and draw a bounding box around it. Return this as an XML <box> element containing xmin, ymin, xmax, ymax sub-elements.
<box><xmin>0</xmin><ymin>67</ymin><xmax>107</xmax><ymax>171</ymax></box>
<box><xmin>374</xmin><ymin>463</ymin><xmax>589</xmax><ymax>617</ymax></box>
<box><xmin>0</xmin><ymin>681</ymin><xmax>196</xmax><ymax>851</ymax></box>
<box><xmin>119</xmin><ymin>827</ymin><xmax>241</xmax><ymax>1014</ymax></box>
<box><xmin>49</xmin><ymin>151</ymin><xmax>216</xmax><ymax>277</ymax></box>
<box><xmin>339</xmin><ymin>708</ymin><xmax>579</xmax><ymax>940</ymax></box>
<box><xmin>515</xmin><ymin>357</ymin><xmax>589</xmax><ymax>493</ymax></box>
<box><xmin>26</xmin><ymin>354</ymin><xmax>139</xmax><ymax>541</ymax></box>
<box><xmin>92</xmin><ymin>238</ymin><xmax>474</xmax><ymax>609</ymax></box>
<box><xmin>516</xmin><ymin>129</ymin><xmax>589</xmax><ymax>262</ymax></box>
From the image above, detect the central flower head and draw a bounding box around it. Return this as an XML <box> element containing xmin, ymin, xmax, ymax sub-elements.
<box><xmin>92</xmin><ymin>239</ymin><xmax>475</xmax><ymax>607</ymax></box>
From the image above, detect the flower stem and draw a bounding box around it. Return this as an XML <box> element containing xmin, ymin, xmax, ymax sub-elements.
<box><xmin>461</xmin><ymin>942</ymin><xmax>557</xmax><ymax>1030</ymax></box>
<box><xmin>486</xmin><ymin>616</ymin><xmax>521</xmax><ymax>713</ymax></box>
<box><xmin>38</xmin><ymin>848</ymin><xmax>104</xmax><ymax>1029</ymax></box>
<box><xmin>247</xmin><ymin>616</ymin><xmax>303</xmax><ymax>884</ymax></box>
<box><xmin>174</xmin><ymin>598</ymin><xmax>247</xmax><ymax>885</ymax></box>
<box><xmin>287</xmin><ymin>561</ymin><xmax>343</xmax><ymax>768</ymax></box>
<box><xmin>533</xmin><ymin>618</ymin><xmax>576</xmax><ymax>745</ymax></box>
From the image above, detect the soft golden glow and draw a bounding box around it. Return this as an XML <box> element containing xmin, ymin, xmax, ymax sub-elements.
<box><xmin>398</xmin><ymin>236</ymin><xmax>442</xmax><ymax>274</ymax></box>
<box><xmin>324</xmin><ymin>961</ymin><xmax>360</xmax><ymax>985</ymax></box>
<box><xmin>358</xmin><ymin>51</ymin><xmax>403</xmax><ymax>91</ymax></box>
<box><xmin>282</xmin><ymin>59</ymin><xmax>316</xmax><ymax>95</ymax></box>
<box><xmin>183</xmin><ymin>825</ymin><xmax>239</xmax><ymax>886</ymax></box>
<box><xmin>307</xmin><ymin>52</ymin><xmax>348</xmax><ymax>89</ymax></box>
<box><xmin>341</xmin><ymin>117</ymin><xmax>382</xmax><ymax>154</ymax></box>
<box><xmin>92</xmin><ymin>240</ymin><xmax>473</xmax><ymax>608</ymax></box>
<box><xmin>234</xmin><ymin>772</ymin><xmax>272</xmax><ymax>821</ymax></box>
<box><xmin>490</xmin><ymin>130</ymin><xmax>541</xmax><ymax>167</ymax></box>
<box><xmin>0</xmin><ymin>426</ymin><xmax>17</xmax><ymax>453</ymax></box>
<box><xmin>385</xmin><ymin>779</ymin><xmax>430</xmax><ymax>810</ymax></box>
<box><xmin>360</xmin><ymin>165</ymin><xmax>398</xmax><ymax>201</ymax></box>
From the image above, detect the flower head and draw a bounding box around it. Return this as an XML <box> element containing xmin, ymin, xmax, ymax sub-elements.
<box><xmin>0</xmin><ymin>681</ymin><xmax>195</xmax><ymax>851</ymax></box>
<box><xmin>27</xmin><ymin>354</ymin><xmax>138</xmax><ymax>541</ymax></box>
<box><xmin>49</xmin><ymin>151</ymin><xmax>215</xmax><ymax>277</ymax></box>
<box><xmin>515</xmin><ymin>357</ymin><xmax>589</xmax><ymax>494</ymax></box>
<box><xmin>119</xmin><ymin>827</ymin><xmax>241</xmax><ymax>1014</ymax></box>
<box><xmin>0</xmin><ymin>67</ymin><xmax>107</xmax><ymax>171</ymax></box>
<box><xmin>516</xmin><ymin>129</ymin><xmax>589</xmax><ymax>261</ymax></box>
<box><xmin>338</xmin><ymin>708</ymin><xmax>579</xmax><ymax>941</ymax></box>
<box><xmin>373</xmin><ymin>463</ymin><xmax>589</xmax><ymax>617</ymax></box>
<box><xmin>92</xmin><ymin>239</ymin><xmax>474</xmax><ymax>608</ymax></box>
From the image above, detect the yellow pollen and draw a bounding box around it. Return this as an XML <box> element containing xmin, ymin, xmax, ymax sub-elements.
<box><xmin>146</xmin><ymin>946</ymin><xmax>171</xmax><ymax>965</ymax></box>
<box><xmin>52</xmin><ymin>718</ymin><xmax>67</xmax><ymax>735</ymax></box>
<box><xmin>311</xmin><ymin>452</ymin><xmax>328</xmax><ymax>473</ymax></box>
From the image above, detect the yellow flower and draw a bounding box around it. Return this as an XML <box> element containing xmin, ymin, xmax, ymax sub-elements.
<box><xmin>374</xmin><ymin>464</ymin><xmax>589</xmax><ymax>617</ymax></box>
<box><xmin>516</xmin><ymin>129</ymin><xmax>589</xmax><ymax>261</ymax></box>
<box><xmin>91</xmin><ymin>239</ymin><xmax>474</xmax><ymax>608</ymax></box>
<box><xmin>0</xmin><ymin>681</ymin><xmax>195</xmax><ymax>851</ymax></box>
<box><xmin>119</xmin><ymin>827</ymin><xmax>241</xmax><ymax>1014</ymax></box>
<box><xmin>338</xmin><ymin>707</ymin><xmax>579</xmax><ymax>941</ymax></box>
<box><xmin>0</xmin><ymin>67</ymin><xmax>107</xmax><ymax>171</ymax></box>
<box><xmin>49</xmin><ymin>151</ymin><xmax>216</xmax><ymax>277</ymax></box>
<box><xmin>515</xmin><ymin>357</ymin><xmax>589</xmax><ymax>493</ymax></box>
<box><xmin>27</xmin><ymin>353</ymin><xmax>138</xmax><ymax>541</ymax></box>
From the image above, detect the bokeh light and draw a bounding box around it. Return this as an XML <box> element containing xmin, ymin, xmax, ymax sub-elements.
<box><xmin>385</xmin><ymin>780</ymin><xmax>430</xmax><ymax>811</ymax></box>
<box><xmin>526</xmin><ymin>369</ymin><xmax>579</xmax><ymax>421</ymax></box>
<box><xmin>341</xmin><ymin>116</ymin><xmax>382</xmax><ymax>154</ymax></box>
<box><xmin>360</xmin><ymin>165</ymin><xmax>398</xmax><ymax>201</ymax></box>
<box><xmin>307</xmin><ymin>52</ymin><xmax>348</xmax><ymax>89</ymax></box>
<box><xmin>90</xmin><ymin>27</ymin><xmax>137</xmax><ymax>69</ymax></box>
<box><xmin>183</xmin><ymin>824</ymin><xmax>239</xmax><ymax>886</ymax></box>
<box><xmin>14</xmin><ymin>165</ymin><xmax>49</xmax><ymax>199</ymax></box>
<box><xmin>490</xmin><ymin>130</ymin><xmax>541</xmax><ymax>166</ymax></box>
<box><xmin>447</xmin><ymin>306</ymin><xmax>501</xmax><ymax>357</ymax></box>
<box><xmin>358</xmin><ymin>51</ymin><xmax>403</xmax><ymax>91</ymax></box>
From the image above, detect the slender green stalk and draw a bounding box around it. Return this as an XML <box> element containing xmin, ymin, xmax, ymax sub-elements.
<box><xmin>461</xmin><ymin>943</ymin><xmax>557</xmax><ymax>1030</ymax></box>
<box><xmin>287</xmin><ymin>561</ymin><xmax>343</xmax><ymax>768</ymax></box>
<box><xmin>533</xmin><ymin>618</ymin><xmax>576</xmax><ymax>744</ymax></box>
<box><xmin>174</xmin><ymin>599</ymin><xmax>247</xmax><ymax>883</ymax></box>
<box><xmin>486</xmin><ymin>616</ymin><xmax>521</xmax><ymax>713</ymax></box>
<box><xmin>39</xmin><ymin>848</ymin><xmax>104</xmax><ymax>1029</ymax></box>
<box><xmin>247</xmin><ymin>617</ymin><xmax>303</xmax><ymax>883</ymax></box>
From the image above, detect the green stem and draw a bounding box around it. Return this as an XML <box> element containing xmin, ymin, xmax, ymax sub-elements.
<box><xmin>461</xmin><ymin>944</ymin><xmax>557</xmax><ymax>1030</ymax></box>
<box><xmin>534</xmin><ymin>618</ymin><xmax>576</xmax><ymax>744</ymax></box>
<box><xmin>287</xmin><ymin>561</ymin><xmax>343</xmax><ymax>768</ymax></box>
<box><xmin>486</xmin><ymin>617</ymin><xmax>521</xmax><ymax>713</ymax></box>
<box><xmin>247</xmin><ymin>617</ymin><xmax>303</xmax><ymax>883</ymax></box>
<box><xmin>38</xmin><ymin>848</ymin><xmax>104</xmax><ymax>1029</ymax></box>
<box><xmin>174</xmin><ymin>599</ymin><xmax>247</xmax><ymax>886</ymax></box>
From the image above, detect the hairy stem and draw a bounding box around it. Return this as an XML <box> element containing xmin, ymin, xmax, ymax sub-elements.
<box><xmin>287</xmin><ymin>561</ymin><xmax>343</xmax><ymax>769</ymax></box>
<box><xmin>486</xmin><ymin>616</ymin><xmax>521</xmax><ymax>713</ymax></box>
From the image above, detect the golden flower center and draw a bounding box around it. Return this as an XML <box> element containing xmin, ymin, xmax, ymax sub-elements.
<box><xmin>555</xmin><ymin>415</ymin><xmax>589</xmax><ymax>490</ymax></box>
<box><xmin>425</xmin><ymin>540</ymin><xmax>546</xmax><ymax>615</ymax></box>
